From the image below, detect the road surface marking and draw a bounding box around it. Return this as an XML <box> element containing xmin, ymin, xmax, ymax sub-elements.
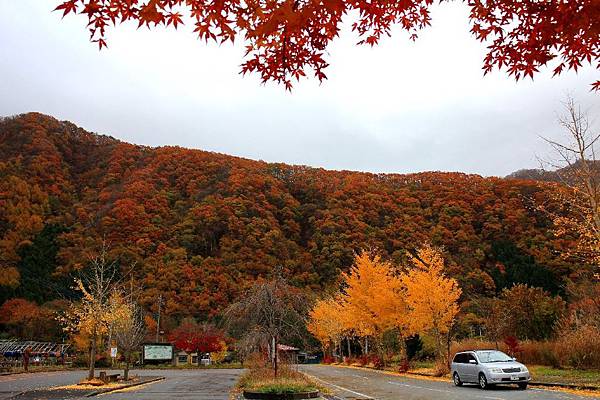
<box><xmin>304</xmin><ymin>373</ymin><xmax>374</xmax><ymax>399</ymax></box>
<box><xmin>387</xmin><ymin>381</ymin><xmax>505</xmax><ymax>400</ymax></box>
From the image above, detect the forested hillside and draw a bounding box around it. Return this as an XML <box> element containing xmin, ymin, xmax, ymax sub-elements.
<box><xmin>0</xmin><ymin>113</ymin><xmax>577</xmax><ymax>323</ymax></box>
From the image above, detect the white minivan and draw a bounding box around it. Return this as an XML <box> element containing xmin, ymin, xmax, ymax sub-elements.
<box><xmin>451</xmin><ymin>350</ymin><xmax>531</xmax><ymax>390</ymax></box>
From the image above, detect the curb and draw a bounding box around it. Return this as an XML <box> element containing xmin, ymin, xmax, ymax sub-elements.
<box><xmin>405</xmin><ymin>371</ymin><xmax>436</xmax><ymax>377</ymax></box>
<box><xmin>529</xmin><ymin>381</ymin><xmax>600</xmax><ymax>391</ymax></box>
<box><xmin>242</xmin><ymin>390</ymin><xmax>320</xmax><ymax>399</ymax></box>
<box><xmin>0</xmin><ymin>368</ymin><xmax>79</xmax><ymax>377</ymax></box>
<box><xmin>86</xmin><ymin>376</ymin><xmax>165</xmax><ymax>397</ymax></box>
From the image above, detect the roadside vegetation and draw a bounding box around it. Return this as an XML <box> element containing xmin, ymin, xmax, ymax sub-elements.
<box><xmin>237</xmin><ymin>359</ymin><xmax>319</xmax><ymax>394</ymax></box>
<box><xmin>308</xmin><ymin>99</ymin><xmax>600</xmax><ymax>383</ymax></box>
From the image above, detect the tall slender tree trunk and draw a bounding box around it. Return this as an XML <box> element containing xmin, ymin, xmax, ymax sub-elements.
<box><xmin>347</xmin><ymin>336</ymin><xmax>352</xmax><ymax>357</ymax></box>
<box><xmin>446</xmin><ymin>332</ymin><xmax>451</xmax><ymax>368</ymax></box>
<box><xmin>124</xmin><ymin>352</ymin><xmax>130</xmax><ymax>381</ymax></box>
<box><xmin>89</xmin><ymin>327</ymin><xmax>97</xmax><ymax>380</ymax></box>
<box><xmin>270</xmin><ymin>336</ymin><xmax>278</xmax><ymax>377</ymax></box>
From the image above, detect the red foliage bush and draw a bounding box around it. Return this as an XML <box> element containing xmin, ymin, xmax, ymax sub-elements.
<box><xmin>503</xmin><ymin>336</ymin><xmax>523</xmax><ymax>357</ymax></box>
<box><xmin>398</xmin><ymin>359</ymin><xmax>410</xmax><ymax>373</ymax></box>
<box><xmin>322</xmin><ymin>355</ymin><xmax>334</xmax><ymax>364</ymax></box>
<box><xmin>370</xmin><ymin>355</ymin><xmax>384</xmax><ymax>369</ymax></box>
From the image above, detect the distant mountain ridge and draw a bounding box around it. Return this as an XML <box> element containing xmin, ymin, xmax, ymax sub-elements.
<box><xmin>0</xmin><ymin>112</ymin><xmax>576</xmax><ymax>319</ymax></box>
<box><xmin>507</xmin><ymin>160</ymin><xmax>600</xmax><ymax>183</ymax></box>
<box><xmin>506</xmin><ymin>168</ymin><xmax>561</xmax><ymax>182</ymax></box>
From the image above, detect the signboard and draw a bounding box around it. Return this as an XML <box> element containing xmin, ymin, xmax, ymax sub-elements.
<box><xmin>143</xmin><ymin>344</ymin><xmax>173</xmax><ymax>361</ymax></box>
<box><xmin>110</xmin><ymin>347</ymin><xmax>118</xmax><ymax>358</ymax></box>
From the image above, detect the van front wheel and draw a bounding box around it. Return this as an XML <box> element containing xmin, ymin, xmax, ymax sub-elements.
<box><xmin>518</xmin><ymin>383</ymin><xmax>528</xmax><ymax>390</ymax></box>
<box><xmin>453</xmin><ymin>372</ymin><xmax>462</xmax><ymax>387</ymax></box>
<box><xmin>478</xmin><ymin>373</ymin><xmax>489</xmax><ymax>390</ymax></box>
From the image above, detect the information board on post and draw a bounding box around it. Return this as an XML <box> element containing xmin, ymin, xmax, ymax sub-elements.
<box><xmin>143</xmin><ymin>344</ymin><xmax>173</xmax><ymax>362</ymax></box>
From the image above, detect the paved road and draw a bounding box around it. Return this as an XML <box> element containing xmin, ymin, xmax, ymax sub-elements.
<box><xmin>0</xmin><ymin>369</ymin><xmax>243</xmax><ymax>400</ymax></box>
<box><xmin>300</xmin><ymin>364</ymin><xmax>600</xmax><ymax>400</ymax></box>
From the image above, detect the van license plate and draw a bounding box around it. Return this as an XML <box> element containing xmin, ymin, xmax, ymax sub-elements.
<box><xmin>511</xmin><ymin>375</ymin><xmax>519</xmax><ymax>381</ymax></box>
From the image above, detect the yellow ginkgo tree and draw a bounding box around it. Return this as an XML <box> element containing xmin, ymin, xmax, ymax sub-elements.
<box><xmin>60</xmin><ymin>244</ymin><xmax>121</xmax><ymax>381</ymax></box>
<box><xmin>401</xmin><ymin>244</ymin><xmax>462</xmax><ymax>366</ymax></box>
<box><xmin>307</xmin><ymin>296</ymin><xmax>346</xmax><ymax>356</ymax></box>
<box><xmin>340</xmin><ymin>251</ymin><xmax>407</xmax><ymax>354</ymax></box>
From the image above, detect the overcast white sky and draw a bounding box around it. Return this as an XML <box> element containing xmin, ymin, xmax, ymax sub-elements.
<box><xmin>1</xmin><ymin>1</ymin><xmax>598</xmax><ymax>176</ymax></box>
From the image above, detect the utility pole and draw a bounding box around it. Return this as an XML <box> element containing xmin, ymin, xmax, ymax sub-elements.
<box><xmin>155</xmin><ymin>294</ymin><xmax>163</xmax><ymax>343</ymax></box>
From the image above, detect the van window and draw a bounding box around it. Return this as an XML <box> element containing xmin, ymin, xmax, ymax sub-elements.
<box><xmin>453</xmin><ymin>353</ymin><xmax>466</xmax><ymax>363</ymax></box>
<box><xmin>465</xmin><ymin>353</ymin><xmax>477</xmax><ymax>364</ymax></box>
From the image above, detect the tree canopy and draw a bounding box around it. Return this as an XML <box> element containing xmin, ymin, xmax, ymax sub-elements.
<box><xmin>55</xmin><ymin>0</ymin><xmax>600</xmax><ymax>90</ymax></box>
<box><xmin>0</xmin><ymin>113</ymin><xmax>586</xmax><ymax>319</ymax></box>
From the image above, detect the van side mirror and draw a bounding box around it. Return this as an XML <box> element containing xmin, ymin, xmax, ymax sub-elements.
<box><xmin>469</xmin><ymin>359</ymin><xmax>477</xmax><ymax>364</ymax></box>
<box><xmin>512</xmin><ymin>357</ymin><xmax>517</xmax><ymax>361</ymax></box>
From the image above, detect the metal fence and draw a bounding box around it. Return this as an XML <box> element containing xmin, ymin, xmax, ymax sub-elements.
<box><xmin>0</xmin><ymin>340</ymin><xmax>71</xmax><ymax>369</ymax></box>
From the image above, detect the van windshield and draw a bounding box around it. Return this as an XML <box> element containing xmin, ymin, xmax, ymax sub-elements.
<box><xmin>476</xmin><ymin>351</ymin><xmax>513</xmax><ymax>363</ymax></box>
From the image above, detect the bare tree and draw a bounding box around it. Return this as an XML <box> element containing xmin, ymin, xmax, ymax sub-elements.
<box><xmin>225</xmin><ymin>273</ymin><xmax>308</xmax><ymax>377</ymax></box>
<box><xmin>541</xmin><ymin>97</ymin><xmax>600</xmax><ymax>272</ymax></box>
<box><xmin>113</xmin><ymin>296</ymin><xmax>146</xmax><ymax>381</ymax></box>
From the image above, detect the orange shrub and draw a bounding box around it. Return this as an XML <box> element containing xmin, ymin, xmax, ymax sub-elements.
<box><xmin>451</xmin><ymin>333</ymin><xmax>600</xmax><ymax>370</ymax></box>
<box><xmin>433</xmin><ymin>358</ymin><xmax>450</xmax><ymax>377</ymax></box>
<box><xmin>557</xmin><ymin>326</ymin><xmax>600</xmax><ymax>370</ymax></box>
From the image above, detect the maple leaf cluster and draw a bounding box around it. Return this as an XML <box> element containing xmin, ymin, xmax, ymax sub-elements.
<box><xmin>54</xmin><ymin>0</ymin><xmax>599</xmax><ymax>89</ymax></box>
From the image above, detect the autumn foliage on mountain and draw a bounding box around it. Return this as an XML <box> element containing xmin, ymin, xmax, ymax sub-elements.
<box><xmin>0</xmin><ymin>112</ymin><xmax>584</xmax><ymax>327</ymax></box>
<box><xmin>54</xmin><ymin>0</ymin><xmax>600</xmax><ymax>90</ymax></box>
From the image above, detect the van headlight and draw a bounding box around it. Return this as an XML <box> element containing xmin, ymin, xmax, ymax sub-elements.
<box><xmin>490</xmin><ymin>368</ymin><xmax>503</xmax><ymax>373</ymax></box>
<box><xmin>521</xmin><ymin>366</ymin><xmax>528</xmax><ymax>373</ymax></box>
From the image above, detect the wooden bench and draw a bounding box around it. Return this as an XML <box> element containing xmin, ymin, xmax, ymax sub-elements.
<box><xmin>99</xmin><ymin>372</ymin><xmax>120</xmax><ymax>383</ymax></box>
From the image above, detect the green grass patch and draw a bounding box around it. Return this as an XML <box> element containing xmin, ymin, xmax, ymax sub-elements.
<box><xmin>410</xmin><ymin>361</ymin><xmax>435</xmax><ymax>370</ymax></box>
<box><xmin>529</xmin><ymin>365</ymin><xmax>600</xmax><ymax>387</ymax></box>
<box><xmin>237</xmin><ymin>365</ymin><xmax>321</xmax><ymax>394</ymax></box>
<box><xmin>253</xmin><ymin>381</ymin><xmax>318</xmax><ymax>394</ymax></box>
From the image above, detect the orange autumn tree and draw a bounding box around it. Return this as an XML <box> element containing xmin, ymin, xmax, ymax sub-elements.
<box><xmin>55</xmin><ymin>0</ymin><xmax>600</xmax><ymax>90</ymax></box>
<box><xmin>340</xmin><ymin>250</ymin><xmax>406</xmax><ymax>354</ymax></box>
<box><xmin>401</xmin><ymin>244</ymin><xmax>461</xmax><ymax>366</ymax></box>
<box><xmin>307</xmin><ymin>296</ymin><xmax>346</xmax><ymax>356</ymax></box>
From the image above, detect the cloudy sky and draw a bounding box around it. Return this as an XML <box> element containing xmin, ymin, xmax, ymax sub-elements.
<box><xmin>1</xmin><ymin>1</ymin><xmax>598</xmax><ymax>177</ymax></box>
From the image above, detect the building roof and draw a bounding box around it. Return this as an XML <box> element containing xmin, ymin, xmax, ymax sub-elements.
<box><xmin>277</xmin><ymin>344</ymin><xmax>299</xmax><ymax>351</ymax></box>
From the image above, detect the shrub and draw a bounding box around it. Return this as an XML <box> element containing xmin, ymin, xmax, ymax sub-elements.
<box><xmin>95</xmin><ymin>356</ymin><xmax>111</xmax><ymax>368</ymax></box>
<box><xmin>397</xmin><ymin>359</ymin><xmax>410</xmax><ymax>373</ymax></box>
<box><xmin>433</xmin><ymin>358</ymin><xmax>449</xmax><ymax>377</ymax></box>
<box><xmin>557</xmin><ymin>325</ymin><xmax>600</xmax><ymax>370</ymax></box>
<box><xmin>405</xmin><ymin>336</ymin><xmax>423</xmax><ymax>360</ymax></box>
<box><xmin>358</xmin><ymin>354</ymin><xmax>369</xmax><ymax>366</ymax></box>
<box><xmin>237</xmin><ymin>363</ymin><xmax>318</xmax><ymax>394</ymax></box>
<box><xmin>370</xmin><ymin>355</ymin><xmax>383</xmax><ymax>369</ymax></box>
<box><xmin>72</xmin><ymin>354</ymin><xmax>88</xmax><ymax>367</ymax></box>
<box><xmin>503</xmin><ymin>336</ymin><xmax>522</xmax><ymax>356</ymax></box>
<box><xmin>518</xmin><ymin>340</ymin><xmax>562</xmax><ymax>368</ymax></box>
<box><xmin>450</xmin><ymin>339</ymin><xmax>500</xmax><ymax>357</ymax></box>
<box><xmin>415</xmin><ymin>334</ymin><xmax>437</xmax><ymax>360</ymax></box>
<box><xmin>322</xmin><ymin>355</ymin><xmax>334</xmax><ymax>364</ymax></box>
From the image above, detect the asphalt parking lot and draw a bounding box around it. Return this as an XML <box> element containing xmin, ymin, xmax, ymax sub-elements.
<box><xmin>0</xmin><ymin>369</ymin><xmax>244</xmax><ymax>400</ymax></box>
